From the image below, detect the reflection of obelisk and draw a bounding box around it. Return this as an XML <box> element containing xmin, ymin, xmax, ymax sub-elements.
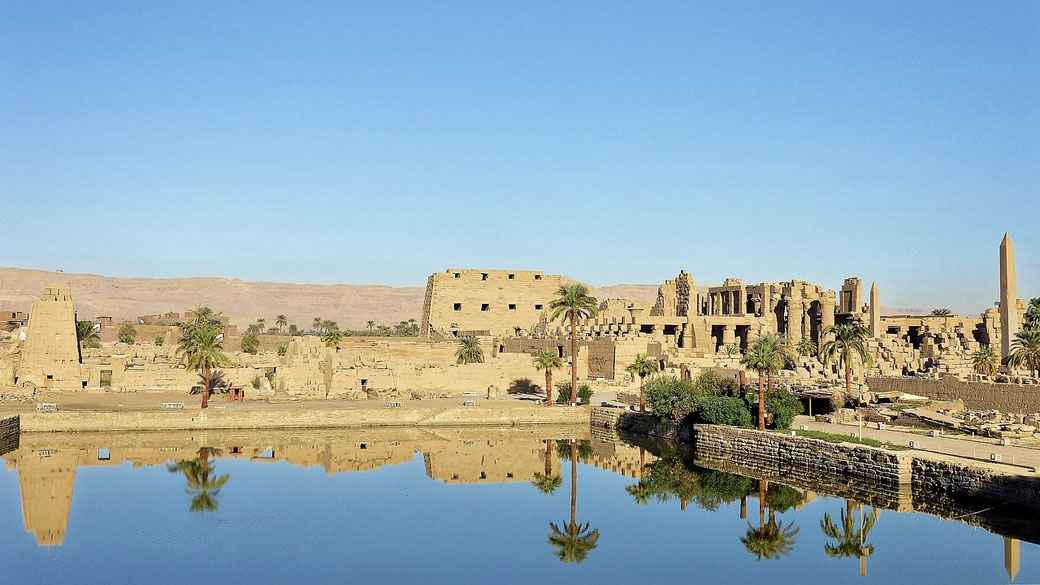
<box><xmin>1000</xmin><ymin>233</ymin><xmax>1019</xmax><ymax>361</ymax></box>
<box><xmin>1004</xmin><ymin>536</ymin><xmax>1020</xmax><ymax>582</ymax></box>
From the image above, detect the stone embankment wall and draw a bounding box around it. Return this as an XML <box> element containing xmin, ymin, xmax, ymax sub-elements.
<box><xmin>0</xmin><ymin>415</ymin><xmax>19</xmax><ymax>455</ymax></box>
<box><xmin>911</xmin><ymin>456</ymin><xmax>1040</xmax><ymax>508</ymax></box>
<box><xmin>19</xmin><ymin>404</ymin><xmax>590</xmax><ymax>433</ymax></box>
<box><xmin>867</xmin><ymin>376</ymin><xmax>1040</xmax><ymax>413</ymax></box>
<box><xmin>691</xmin><ymin>424</ymin><xmax>911</xmax><ymax>488</ymax></box>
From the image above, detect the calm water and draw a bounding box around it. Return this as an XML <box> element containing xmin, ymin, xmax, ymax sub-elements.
<box><xmin>2</xmin><ymin>427</ymin><xmax>1038</xmax><ymax>585</ymax></box>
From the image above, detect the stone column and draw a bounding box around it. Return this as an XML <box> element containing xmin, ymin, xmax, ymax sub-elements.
<box><xmin>869</xmin><ymin>282</ymin><xmax>881</xmax><ymax>338</ymax></box>
<box><xmin>1000</xmin><ymin>233</ymin><xmax>1019</xmax><ymax>360</ymax></box>
<box><xmin>821</xmin><ymin>296</ymin><xmax>835</xmax><ymax>332</ymax></box>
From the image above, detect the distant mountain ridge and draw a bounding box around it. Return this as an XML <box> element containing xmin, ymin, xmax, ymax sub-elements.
<box><xmin>0</xmin><ymin>267</ymin><xmax>660</xmax><ymax>330</ymax></box>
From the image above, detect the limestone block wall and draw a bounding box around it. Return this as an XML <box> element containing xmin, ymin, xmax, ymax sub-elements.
<box><xmin>866</xmin><ymin>376</ymin><xmax>1040</xmax><ymax>413</ymax></box>
<box><xmin>911</xmin><ymin>456</ymin><xmax>1040</xmax><ymax>508</ymax></box>
<box><xmin>421</xmin><ymin>269</ymin><xmax>563</xmax><ymax>337</ymax></box>
<box><xmin>690</xmin><ymin>424</ymin><xmax>911</xmax><ymax>488</ymax></box>
<box><xmin>0</xmin><ymin>416</ymin><xmax>19</xmax><ymax>456</ymax></box>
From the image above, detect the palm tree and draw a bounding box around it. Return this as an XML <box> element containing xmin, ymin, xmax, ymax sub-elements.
<box><xmin>929</xmin><ymin>308</ymin><xmax>953</xmax><ymax>316</ymax></box>
<box><xmin>625</xmin><ymin>353</ymin><xmax>658</xmax><ymax>412</ymax></box>
<box><xmin>626</xmin><ymin>481</ymin><xmax>653</xmax><ymax>505</ymax></box>
<box><xmin>819</xmin><ymin>323</ymin><xmax>872</xmax><ymax>403</ymax></box>
<box><xmin>971</xmin><ymin>345</ymin><xmax>999</xmax><ymax>376</ymax></box>
<box><xmin>257</xmin><ymin>317</ymin><xmax>266</xmax><ymax>332</ymax></box>
<box><xmin>367</xmin><ymin>320</ymin><xmax>375</xmax><ymax>333</ymax></box>
<box><xmin>550</xmin><ymin>284</ymin><xmax>599</xmax><ymax>405</ymax></box>
<box><xmin>741</xmin><ymin>335</ymin><xmax>789</xmax><ymax>431</ymax></box>
<box><xmin>176</xmin><ymin>316</ymin><xmax>230</xmax><ymax>409</ymax></box>
<box><xmin>821</xmin><ymin>500</ymin><xmax>878</xmax><ymax>577</ymax></box>
<box><xmin>321</xmin><ymin>327</ymin><xmax>345</xmax><ymax>348</ymax></box>
<box><xmin>548</xmin><ymin>440</ymin><xmax>599</xmax><ymax>563</ymax></box>
<box><xmin>533</xmin><ymin>348</ymin><xmax>564</xmax><ymax>406</ymax></box>
<box><xmin>1025</xmin><ymin>297</ymin><xmax>1040</xmax><ymax>331</ymax></box>
<box><xmin>313</xmin><ymin>317</ymin><xmax>322</xmax><ymax>334</ymax></box>
<box><xmin>275</xmin><ymin>314</ymin><xmax>288</xmax><ymax>332</ymax></box>
<box><xmin>167</xmin><ymin>448</ymin><xmax>230</xmax><ymax>513</ymax></box>
<box><xmin>76</xmin><ymin>320</ymin><xmax>100</xmax><ymax>349</ymax></box>
<box><xmin>455</xmin><ymin>336</ymin><xmax>484</xmax><ymax>364</ymax></box>
<box><xmin>741</xmin><ymin>480</ymin><xmax>799</xmax><ymax>560</ymax></box>
<box><xmin>1007</xmin><ymin>329</ymin><xmax>1040</xmax><ymax>377</ymax></box>
<box><xmin>533</xmin><ymin>473</ymin><xmax>563</xmax><ymax>495</ymax></box>
<box><xmin>794</xmin><ymin>338</ymin><xmax>817</xmax><ymax>359</ymax></box>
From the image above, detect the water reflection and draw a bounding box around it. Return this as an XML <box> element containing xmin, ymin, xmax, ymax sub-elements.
<box><xmin>821</xmin><ymin>501</ymin><xmax>878</xmax><ymax>576</ymax></box>
<box><xmin>167</xmin><ymin>448</ymin><xmax>230</xmax><ymax>513</ymax></box>
<box><xmin>548</xmin><ymin>439</ymin><xmax>600</xmax><ymax>564</ymax></box>
<box><xmin>741</xmin><ymin>480</ymin><xmax>799</xmax><ymax>560</ymax></box>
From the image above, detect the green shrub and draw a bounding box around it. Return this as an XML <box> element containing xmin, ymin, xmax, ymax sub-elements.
<box><xmin>241</xmin><ymin>333</ymin><xmax>260</xmax><ymax>354</ymax></box>
<box><xmin>765</xmin><ymin>483</ymin><xmax>804</xmax><ymax>513</ymax></box>
<box><xmin>277</xmin><ymin>344</ymin><xmax>288</xmax><ymax>357</ymax></box>
<box><xmin>766</xmin><ymin>386</ymin><xmax>803</xmax><ymax>430</ymax></box>
<box><xmin>555</xmin><ymin>383</ymin><xmax>592</xmax><ymax>405</ymax></box>
<box><xmin>118</xmin><ymin>323</ymin><xmax>136</xmax><ymax>344</ymax></box>
<box><xmin>691</xmin><ymin>369</ymin><xmax>737</xmax><ymax>396</ymax></box>
<box><xmin>645</xmin><ymin>375</ymin><xmax>701</xmax><ymax>421</ymax></box>
<box><xmin>695</xmin><ymin>396</ymin><xmax>753</xmax><ymax>427</ymax></box>
<box><xmin>154</xmin><ymin>336</ymin><xmax>164</xmax><ymax>347</ymax></box>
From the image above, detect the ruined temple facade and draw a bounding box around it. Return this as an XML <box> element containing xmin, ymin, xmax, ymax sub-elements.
<box><xmin>420</xmin><ymin>268</ymin><xmax>563</xmax><ymax>338</ymax></box>
<box><xmin>16</xmin><ymin>286</ymin><xmax>83</xmax><ymax>391</ymax></box>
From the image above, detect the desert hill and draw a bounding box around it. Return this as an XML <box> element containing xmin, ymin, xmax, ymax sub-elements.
<box><xmin>0</xmin><ymin>267</ymin><xmax>660</xmax><ymax>330</ymax></box>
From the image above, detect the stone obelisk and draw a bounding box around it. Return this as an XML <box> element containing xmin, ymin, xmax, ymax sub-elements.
<box><xmin>999</xmin><ymin>233</ymin><xmax>1018</xmax><ymax>360</ymax></box>
<box><xmin>869</xmin><ymin>282</ymin><xmax>881</xmax><ymax>338</ymax></box>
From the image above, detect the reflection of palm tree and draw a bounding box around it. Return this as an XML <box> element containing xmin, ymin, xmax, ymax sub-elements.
<box><xmin>533</xmin><ymin>441</ymin><xmax>562</xmax><ymax>494</ymax></box>
<box><xmin>167</xmin><ymin>448</ymin><xmax>230</xmax><ymax>513</ymax></box>
<box><xmin>626</xmin><ymin>481</ymin><xmax>653</xmax><ymax>505</ymax></box>
<box><xmin>742</xmin><ymin>480</ymin><xmax>799</xmax><ymax>560</ymax></box>
<box><xmin>548</xmin><ymin>440</ymin><xmax>599</xmax><ymax>563</ymax></box>
<box><xmin>821</xmin><ymin>500</ymin><xmax>878</xmax><ymax>576</ymax></box>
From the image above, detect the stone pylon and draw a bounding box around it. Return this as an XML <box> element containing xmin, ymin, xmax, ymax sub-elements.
<box><xmin>18</xmin><ymin>285</ymin><xmax>82</xmax><ymax>391</ymax></box>
<box><xmin>999</xmin><ymin>233</ymin><xmax>1019</xmax><ymax>360</ymax></box>
<box><xmin>869</xmin><ymin>282</ymin><xmax>881</xmax><ymax>338</ymax></box>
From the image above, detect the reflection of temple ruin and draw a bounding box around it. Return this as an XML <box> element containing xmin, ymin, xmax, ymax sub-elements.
<box><xmin>1</xmin><ymin>427</ymin><xmax>587</xmax><ymax>547</ymax></box>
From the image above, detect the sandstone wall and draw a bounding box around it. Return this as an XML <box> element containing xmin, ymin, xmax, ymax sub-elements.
<box><xmin>421</xmin><ymin>269</ymin><xmax>563</xmax><ymax>337</ymax></box>
<box><xmin>866</xmin><ymin>376</ymin><xmax>1040</xmax><ymax>413</ymax></box>
<box><xmin>911</xmin><ymin>456</ymin><xmax>1040</xmax><ymax>508</ymax></box>
<box><xmin>0</xmin><ymin>415</ymin><xmax>18</xmax><ymax>456</ymax></box>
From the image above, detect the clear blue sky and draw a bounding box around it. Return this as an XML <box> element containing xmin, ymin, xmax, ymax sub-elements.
<box><xmin>2</xmin><ymin>1</ymin><xmax>1036</xmax><ymax>312</ymax></box>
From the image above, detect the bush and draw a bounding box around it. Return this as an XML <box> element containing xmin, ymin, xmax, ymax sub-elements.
<box><xmin>691</xmin><ymin>369</ymin><xmax>734</xmax><ymax>396</ymax></box>
<box><xmin>277</xmin><ymin>344</ymin><xmax>288</xmax><ymax>357</ymax></box>
<box><xmin>695</xmin><ymin>396</ymin><xmax>753</xmax><ymax>427</ymax></box>
<box><xmin>555</xmin><ymin>382</ymin><xmax>592</xmax><ymax>405</ymax></box>
<box><xmin>645</xmin><ymin>375</ymin><xmax>700</xmax><ymax>421</ymax></box>
<box><xmin>154</xmin><ymin>335</ymin><xmax>164</xmax><ymax>347</ymax></box>
<box><xmin>118</xmin><ymin>323</ymin><xmax>136</xmax><ymax>344</ymax></box>
<box><xmin>241</xmin><ymin>333</ymin><xmax>260</xmax><ymax>354</ymax></box>
<box><xmin>766</xmin><ymin>386</ymin><xmax>803</xmax><ymax>430</ymax></box>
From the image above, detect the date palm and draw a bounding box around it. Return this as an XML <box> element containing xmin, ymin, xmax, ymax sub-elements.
<box><xmin>741</xmin><ymin>335</ymin><xmax>788</xmax><ymax>431</ymax></box>
<box><xmin>625</xmin><ymin>353</ymin><xmax>658</xmax><ymax>411</ymax></box>
<box><xmin>548</xmin><ymin>440</ymin><xmax>599</xmax><ymax>563</ymax></box>
<box><xmin>167</xmin><ymin>448</ymin><xmax>229</xmax><ymax>513</ymax></box>
<box><xmin>533</xmin><ymin>348</ymin><xmax>564</xmax><ymax>406</ymax></box>
<box><xmin>929</xmin><ymin>308</ymin><xmax>953</xmax><ymax>316</ymax></box>
<box><xmin>367</xmin><ymin>320</ymin><xmax>375</xmax><ymax>332</ymax></box>
<box><xmin>455</xmin><ymin>336</ymin><xmax>484</xmax><ymax>364</ymax></box>
<box><xmin>550</xmin><ymin>284</ymin><xmax>599</xmax><ymax>404</ymax></box>
<box><xmin>1025</xmin><ymin>297</ymin><xmax>1040</xmax><ymax>331</ymax></box>
<box><xmin>321</xmin><ymin>327</ymin><xmax>345</xmax><ymax>347</ymax></box>
<box><xmin>820</xmin><ymin>323</ymin><xmax>872</xmax><ymax>402</ymax></box>
<box><xmin>1007</xmin><ymin>329</ymin><xmax>1040</xmax><ymax>377</ymax></box>
<box><xmin>177</xmin><ymin>318</ymin><xmax>230</xmax><ymax>408</ymax></box>
<box><xmin>794</xmin><ymin>338</ymin><xmax>817</xmax><ymax>358</ymax></box>
<box><xmin>971</xmin><ymin>345</ymin><xmax>998</xmax><ymax>376</ymax></box>
<box><xmin>821</xmin><ymin>500</ymin><xmax>878</xmax><ymax>577</ymax></box>
<box><xmin>76</xmin><ymin>320</ymin><xmax>100</xmax><ymax>350</ymax></box>
<box><xmin>275</xmin><ymin>314</ymin><xmax>288</xmax><ymax>332</ymax></box>
<box><xmin>313</xmin><ymin>317</ymin><xmax>322</xmax><ymax>334</ymax></box>
<box><xmin>741</xmin><ymin>480</ymin><xmax>798</xmax><ymax>560</ymax></box>
<box><xmin>532</xmin><ymin>439</ymin><xmax>560</xmax><ymax>493</ymax></box>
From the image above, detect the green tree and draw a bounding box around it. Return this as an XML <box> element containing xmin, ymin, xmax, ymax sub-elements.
<box><xmin>929</xmin><ymin>308</ymin><xmax>953</xmax><ymax>316</ymax></box>
<box><xmin>455</xmin><ymin>336</ymin><xmax>484</xmax><ymax>364</ymax></box>
<box><xmin>741</xmin><ymin>335</ymin><xmax>789</xmax><ymax>431</ymax></box>
<box><xmin>547</xmin><ymin>440</ymin><xmax>599</xmax><ymax>563</ymax></box>
<box><xmin>532</xmin><ymin>440</ymin><xmax>561</xmax><ymax>494</ymax></box>
<box><xmin>1025</xmin><ymin>297</ymin><xmax>1040</xmax><ymax>331</ymax></box>
<box><xmin>625</xmin><ymin>353</ymin><xmax>659</xmax><ymax>412</ymax></box>
<box><xmin>76</xmin><ymin>320</ymin><xmax>100</xmax><ymax>349</ymax></box>
<box><xmin>275</xmin><ymin>314</ymin><xmax>288</xmax><ymax>332</ymax></box>
<box><xmin>241</xmin><ymin>333</ymin><xmax>260</xmax><ymax>354</ymax></box>
<box><xmin>533</xmin><ymin>348</ymin><xmax>564</xmax><ymax>407</ymax></box>
<box><xmin>819</xmin><ymin>324</ymin><xmax>872</xmax><ymax>403</ymax></box>
<box><xmin>321</xmin><ymin>327</ymin><xmax>345</xmax><ymax>347</ymax></box>
<box><xmin>167</xmin><ymin>448</ymin><xmax>230</xmax><ymax>513</ymax></box>
<box><xmin>821</xmin><ymin>501</ymin><xmax>878</xmax><ymax>577</ymax></box>
<box><xmin>971</xmin><ymin>345</ymin><xmax>999</xmax><ymax>376</ymax></box>
<box><xmin>794</xmin><ymin>338</ymin><xmax>817</xmax><ymax>359</ymax></box>
<box><xmin>367</xmin><ymin>320</ymin><xmax>375</xmax><ymax>332</ymax></box>
<box><xmin>176</xmin><ymin>311</ymin><xmax>230</xmax><ymax>409</ymax></box>
<box><xmin>549</xmin><ymin>284</ymin><xmax>599</xmax><ymax>405</ymax></box>
<box><xmin>154</xmin><ymin>335</ymin><xmax>164</xmax><ymax>347</ymax></box>
<box><xmin>313</xmin><ymin>316</ymin><xmax>322</xmax><ymax>334</ymax></box>
<box><xmin>118</xmin><ymin>323</ymin><xmax>137</xmax><ymax>344</ymax></box>
<box><xmin>1007</xmin><ymin>329</ymin><xmax>1040</xmax><ymax>377</ymax></box>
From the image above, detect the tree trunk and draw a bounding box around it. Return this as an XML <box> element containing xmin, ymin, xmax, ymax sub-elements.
<box><xmin>569</xmin><ymin>313</ymin><xmax>578</xmax><ymax>405</ymax></box>
<box><xmin>740</xmin><ymin>495</ymin><xmax>747</xmax><ymax>520</ymax></box>
<box><xmin>201</xmin><ymin>366</ymin><xmax>210</xmax><ymax>409</ymax></box>
<box><xmin>545</xmin><ymin>370</ymin><xmax>553</xmax><ymax>406</ymax></box>
<box><xmin>845</xmin><ymin>359</ymin><xmax>852</xmax><ymax>400</ymax></box>
<box><xmin>570</xmin><ymin>440</ymin><xmax>578</xmax><ymax>527</ymax></box>
<box><xmin>757</xmin><ymin>370</ymin><xmax>766</xmax><ymax>431</ymax></box>
<box><xmin>545</xmin><ymin>440</ymin><xmax>553</xmax><ymax>476</ymax></box>
<box><xmin>639</xmin><ymin>375</ymin><xmax>645</xmax><ymax>412</ymax></box>
<box><xmin>758</xmin><ymin>480</ymin><xmax>767</xmax><ymax>530</ymax></box>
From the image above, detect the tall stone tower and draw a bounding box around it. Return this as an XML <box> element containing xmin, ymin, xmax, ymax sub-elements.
<box><xmin>999</xmin><ymin>233</ymin><xmax>1019</xmax><ymax>360</ymax></box>
<box><xmin>18</xmin><ymin>285</ymin><xmax>82</xmax><ymax>390</ymax></box>
<box><xmin>869</xmin><ymin>282</ymin><xmax>881</xmax><ymax>338</ymax></box>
